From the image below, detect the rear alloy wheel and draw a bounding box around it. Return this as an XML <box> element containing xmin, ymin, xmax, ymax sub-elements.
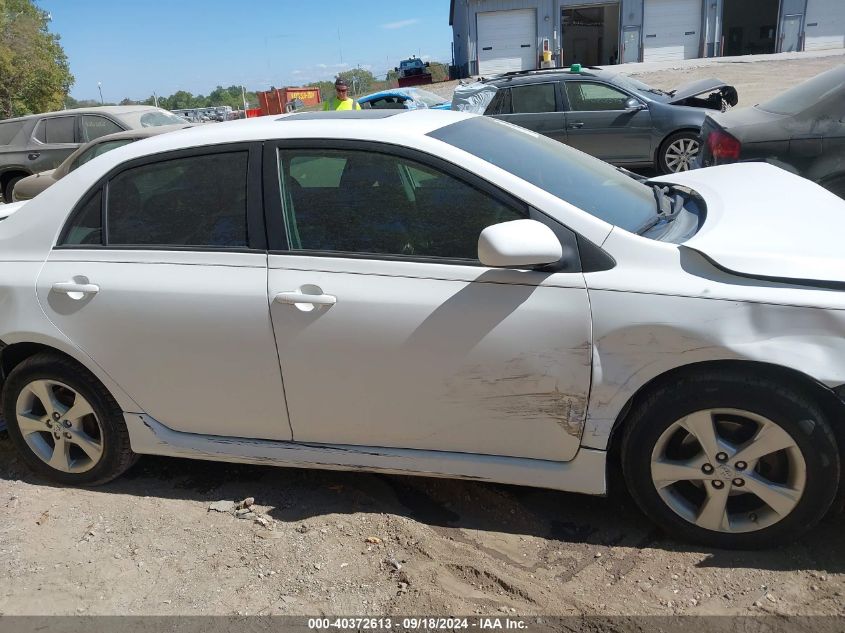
<box><xmin>622</xmin><ymin>373</ymin><xmax>840</xmax><ymax>548</ymax></box>
<box><xmin>658</xmin><ymin>132</ymin><xmax>700</xmax><ymax>174</ymax></box>
<box><xmin>3</xmin><ymin>352</ymin><xmax>137</xmax><ymax>485</ymax></box>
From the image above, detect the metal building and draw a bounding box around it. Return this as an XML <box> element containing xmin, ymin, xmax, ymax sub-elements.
<box><xmin>450</xmin><ymin>0</ymin><xmax>845</xmax><ymax>76</ymax></box>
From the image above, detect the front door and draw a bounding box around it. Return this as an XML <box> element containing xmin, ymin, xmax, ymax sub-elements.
<box><xmin>561</xmin><ymin>80</ymin><xmax>652</xmax><ymax>163</ymax></box>
<box><xmin>36</xmin><ymin>145</ymin><xmax>292</xmax><ymax>441</ymax></box>
<box><xmin>265</xmin><ymin>142</ymin><xmax>592</xmax><ymax>462</ymax></box>
<box><xmin>622</xmin><ymin>27</ymin><xmax>640</xmax><ymax>63</ymax></box>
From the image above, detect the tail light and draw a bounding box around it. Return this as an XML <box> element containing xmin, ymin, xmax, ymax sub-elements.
<box><xmin>706</xmin><ymin>129</ymin><xmax>741</xmax><ymax>161</ymax></box>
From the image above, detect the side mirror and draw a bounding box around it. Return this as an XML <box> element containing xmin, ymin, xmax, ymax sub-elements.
<box><xmin>625</xmin><ymin>97</ymin><xmax>645</xmax><ymax>111</ymax></box>
<box><xmin>478</xmin><ymin>219</ymin><xmax>562</xmax><ymax>268</ymax></box>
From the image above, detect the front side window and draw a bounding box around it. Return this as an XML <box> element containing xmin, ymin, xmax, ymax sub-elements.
<box><xmin>565</xmin><ymin>81</ymin><xmax>631</xmax><ymax>111</ymax></box>
<box><xmin>485</xmin><ymin>88</ymin><xmax>512</xmax><ymax>115</ymax></box>
<box><xmin>278</xmin><ymin>148</ymin><xmax>525</xmax><ymax>260</ymax></box>
<box><xmin>510</xmin><ymin>83</ymin><xmax>557</xmax><ymax>113</ymax></box>
<box><xmin>82</xmin><ymin>115</ymin><xmax>124</xmax><ymax>142</ymax></box>
<box><xmin>107</xmin><ymin>152</ymin><xmax>248</xmax><ymax>247</ymax></box>
<box><xmin>34</xmin><ymin>116</ymin><xmax>76</xmax><ymax>144</ymax></box>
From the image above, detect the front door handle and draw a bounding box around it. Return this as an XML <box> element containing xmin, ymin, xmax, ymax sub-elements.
<box><xmin>274</xmin><ymin>291</ymin><xmax>336</xmax><ymax>306</ymax></box>
<box><xmin>567</xmin><ymin>122</ymin><xmax>585</xmax><ymax>129</ymax></box>
<box><xmin>27</xmin><ymin>152</ymin><xmax>40</xmax><ymax>161</ymax></box>
<box><xmin>52</xmin><ymin>281</ymin><xmax>100</xmax><ymax>296</ymax></box>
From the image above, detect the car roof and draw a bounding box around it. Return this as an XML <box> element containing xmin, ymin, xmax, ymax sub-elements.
<box><xmin>88</xmin><ymin>109</ymin><xmax>475</xmax><ymax>162</ymax></box>
<box><xmin>484</xmin><ymin>67</ymin><xmax>617</xmax><ymax>85</ymax></box>
<box><xmin>0</xmin><ymin>105</ymin><xmax>163</xmax><ymax>123</ymax></box>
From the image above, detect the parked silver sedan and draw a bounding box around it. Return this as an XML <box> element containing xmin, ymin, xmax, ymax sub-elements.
<box><xmin>0</xmin><ymin>110</ymin><xmax>842</xmax><ymax>549</ymax></box>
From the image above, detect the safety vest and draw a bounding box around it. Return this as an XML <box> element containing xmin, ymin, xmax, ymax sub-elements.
<box><xmin>323</xmin><ymin>97</ymin><xmax>362</xmax><ymax>111</ymax></box>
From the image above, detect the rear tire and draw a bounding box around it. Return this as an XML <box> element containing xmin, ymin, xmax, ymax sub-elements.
<box><xmin>2</xmin><ymin>352</ymin><xmax>137</xmax><ymax>485</ymax></box>
<box><xmin>657</xmin><ymin>131</ymin><xmax>700</xmax><ymax>174</ymax></box>
<box><xmin>621</xmin><ymin>371</ymin><xmax>840</xmax><ymax>549</ymax></box>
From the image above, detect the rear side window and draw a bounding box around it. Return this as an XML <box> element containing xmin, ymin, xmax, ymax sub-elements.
<box><xmin>106</xmin><ymin>152</ymin><xmax>249</xmax><ymax>247</ymax></box>
<box><xmin>82</xmin><ymin>115</ymin><xmax>124</xmax><ymax>142</ymax></box>
<box><xmin>0</xmin><ymin>121</ymin><xmax>24</xmax><ymax>145</ymax></box>
<box><xmin>485</xmin><ymin>88</ymin><xmax>512</xmax><ymax>115</ymax></box>
<box><xmin>61</xmin><ymin>191</ymin><xmax>103</xmax><ymax>246</ymax></box>
<box><xmin>34</xmin><ymin>116</ymin><xmax>76</xmax><ymax>144</ymax></box>
<box><xmin>510</xmin><ymin>83</ymin><xmax>557</xmax><ymax>113</ymax></box>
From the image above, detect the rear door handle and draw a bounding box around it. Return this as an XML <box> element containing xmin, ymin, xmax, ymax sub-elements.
<box><xmin>27</xmin><ymin>152</ymin><xmax>40</xmax><ymax>161</ymax></box>
<box><xmin>274</xmin><ymin>291</ymin><xmax>336</xmax><ymax>306</ymax></box>
<box><xmin>52</xmin><ymin>281</ymin><xmax>100</xmax><ymax>296</ymax></box>
<box><xmin>568</xmin><ymin>122</ymin><xmax>585</xmax><ymax>129</ymax></box>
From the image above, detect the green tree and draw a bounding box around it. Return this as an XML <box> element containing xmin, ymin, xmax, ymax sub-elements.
<box><xmin>0</xmin><ymin>0</ymin><xmax>73</xmax><ymax>118</ymax></box>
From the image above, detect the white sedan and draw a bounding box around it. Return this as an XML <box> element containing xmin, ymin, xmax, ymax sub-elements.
<box><xmin>1</xmin><ymin>110</ymin><xmax>842</xmax><ymax>549</ymax></box>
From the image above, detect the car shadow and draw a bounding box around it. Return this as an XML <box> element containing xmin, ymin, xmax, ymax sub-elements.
<box><xmin>1</xmin><ymin>436</ymin><xmax>842</xmax><ymax>574</ymax></box>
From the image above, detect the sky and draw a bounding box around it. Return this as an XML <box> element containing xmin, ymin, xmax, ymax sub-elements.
<box><xmin>38</xmin><ymin>0</ymin><xmax>454</xmax><ymax>102</ymax></box>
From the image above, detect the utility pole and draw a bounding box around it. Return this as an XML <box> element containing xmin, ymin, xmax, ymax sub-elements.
<box><xmin>242</xmin><ymin>85</ymin><xmax>248</xmax><ymax>111</ymax></box>
<box><xmin>153</xmin><ymin>92</ymin><xmax>159</xmax><ymax>108</ymax></box>
<box><xmin>97</xmin><ymin>82</ymin><xmax>104</xmax><ymax>105</ymax></box>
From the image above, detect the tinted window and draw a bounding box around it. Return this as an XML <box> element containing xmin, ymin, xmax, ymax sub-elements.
<box><xmin>485</xmin><ymin>89</ymin><xmax>512</xmax><ymax>115</ymax></box>
<box><xmin>511</xmin><ymin>83</ymin><xmax>557</xmax><ymax>113</ymax></box>
<box><xmin>429</xmin><ymin>117</ymin><xmax>657</xmax><ymax>233</ymax></box>
<box><xmin>565</xmin><ymin>82</ymin><xmax>630</xmax><ymax>111</ymax></box>
<box><xmin>278</xmin><ymin>149</ymin><xmax>525</xmax><ymax>259</ymax></box>
<box><xmin>107</xmin><ymin>152</ymin><xmax>248</xmax><ymax>247</ymax></box>
<box><xmin>0</xmin><ymin>120</ymin><xmax>24</xmax><ymax>145</ymax></box>
<box><xmin>82</xmin><ymin>115</ymin><xmax>124</xmax><ymax>141</ymax></box>
<box><xmin>39</xmin><ymin>116</ymin><xmax>76</xmax><ymax>144</ymax></box>
<box><xmin>61</xmin><ymin>190</ymin><xmax>103</xmax><ymax>245</ymax></box>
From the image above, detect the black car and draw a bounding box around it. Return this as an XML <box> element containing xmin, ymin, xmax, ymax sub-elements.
<box><xmin>452</xmin><ymin>66</ymin><xmax>737</xmax><ymax>174</ymax></box>
<box><xmin>697</xmin><ymin>65</ymin><xmax>845</xmax><ymax>197</ymax></box>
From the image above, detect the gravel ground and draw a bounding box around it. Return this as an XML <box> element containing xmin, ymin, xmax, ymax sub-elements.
<box><xmin>2</xmin><ymin>53</ymin><xmax>845</xmax><ymax>618</ymax></box>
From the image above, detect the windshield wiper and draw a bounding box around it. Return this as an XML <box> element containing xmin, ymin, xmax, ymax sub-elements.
<box><xmin>636</xmin><ymin>185</ymin><xmax>686</xmax><ymax>234</ymax></box>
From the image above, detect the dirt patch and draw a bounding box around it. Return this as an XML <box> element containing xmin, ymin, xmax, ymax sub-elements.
<box><xmin>0</xmin><ymin>438</ymin><xmax>842</xmax><ymax>616</ymax></box>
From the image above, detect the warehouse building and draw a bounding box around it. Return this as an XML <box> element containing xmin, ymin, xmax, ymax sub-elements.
<box><xmin>450</xmin><ymin>0</ymin><xmax>845</xmax><ymax>76</ymax></box>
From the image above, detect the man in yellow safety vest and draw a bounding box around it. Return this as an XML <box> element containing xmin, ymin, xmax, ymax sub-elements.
<box><xmin>323</xmin><ymin>77</ymin><xmax>362</xmax><ymax>111</ymax></box>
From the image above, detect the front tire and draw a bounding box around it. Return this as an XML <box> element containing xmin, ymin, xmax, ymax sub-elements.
<box><xmin>2</xmin><ymin>352</ymin><xmax>137</xmax><ymax>485</ymax></box>
<box><xmin>657</xmin><ymin>131</ymin><xmax>700</xmax><ymax>174</ymax></box>
<box><xmin>621</xmin><ymin>372</ymin><xmax>840</xmax><ymax>548</ymax></box>
<box><xmin>3</xmin><ymin>175</ymin><xmax>24</xmax><ymax>204</ymax></box>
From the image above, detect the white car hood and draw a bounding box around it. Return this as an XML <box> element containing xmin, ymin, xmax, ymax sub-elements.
<box><xmin>651</xmin><ymin>163</ymin><xmax>845</xmax><ymax>284</ymax></box>
<box><xmin>0</xmin><ymin>201</ymin><xmax>26</xmax><ymax>220</ymax></box>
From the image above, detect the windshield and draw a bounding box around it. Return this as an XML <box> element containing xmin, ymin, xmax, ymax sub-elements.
<box><xmin>408</xmin><ymin>88</ymin><xmax>448</xmax><ymax>107</ymax></box>
<box><xmin>118</xmin><ymin>109</ymin><xmax>188</xmax><ymax>128</ymax></box>
<box><xmin>757</xmin><ymin>66</ymin><xmax>845</xmax><ymax>115</ymax></box>
<box><xmin>610</xmin><ymin>74</ymin><xmax>667</xmax><ymax>99</ymax></box>
<box><xmin>428</xmin><ymin>117</ymin><xmax>657</xmax><ymax>233</ymax></box>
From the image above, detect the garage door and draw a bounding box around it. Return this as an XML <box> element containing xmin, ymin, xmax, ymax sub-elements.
<box><xmin>477</xmin><ymin>9</ymin><xmax>537</xmax><ymax>76</ymax></box>
<box><xmin>642</xmin><ymin>0</ymin><xmax>702</xmax><ymax>62</ymax></box>
<box><xmin>804</xmin><ymin>0</ymin><xmax>845</xmax><ymax>51</ymax></box>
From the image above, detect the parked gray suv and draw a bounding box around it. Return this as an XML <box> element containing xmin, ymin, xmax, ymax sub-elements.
<box><xmin>0</xmin><ymin>106</ymin><xmax>187</xmax><ymax>202</ymax></box>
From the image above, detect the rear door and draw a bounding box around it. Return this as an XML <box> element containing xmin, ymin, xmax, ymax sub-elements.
<box><xmin>488</xmin><ymin>82</ymin><xmax>568</xmax><ymax>144</ymax></box>
<box><xmin>561</xmin><ymin>80</ymin><xmax>652</xmax><ymax>163</ymax></box>
<box><xmin>29</xmin><ymin>114</ymin><xmax>81</xmax><ymax>172</ymax></box>
<box><xmin>36</xmin><ymin>144</ymin><xmax>292</xmax><ymax>441</ymax></box>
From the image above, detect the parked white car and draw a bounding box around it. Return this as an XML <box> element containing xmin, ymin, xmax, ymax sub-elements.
<box><xmin>1</xmin><ymin>110</ymin><xmax>842</xmax><ymax>549</ymax></box>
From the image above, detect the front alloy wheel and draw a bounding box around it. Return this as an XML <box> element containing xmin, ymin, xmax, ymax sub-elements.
<box><xmin>659</xmin><ymin>132</ymin><xmax>700</xmax><ymax>173</ymax></box>
<box><xmin>622</xmin><ymin>373</ymin><xmax>840</xmax><ymax>548</ymax></box>
<box><xmin>651</xmin><ymin>409</ymin><xmax>805</xmax><ymax>533</ymax></box>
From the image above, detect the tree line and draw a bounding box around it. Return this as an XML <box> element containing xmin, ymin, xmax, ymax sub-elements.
<box><xmin>2</xmin><ymin>1</ymin><xmax>452</xmax><ymax>119</ymax></box>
